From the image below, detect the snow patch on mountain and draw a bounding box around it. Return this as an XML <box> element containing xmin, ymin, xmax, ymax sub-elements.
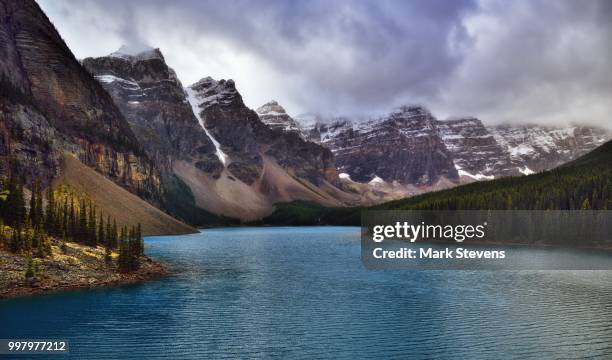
<box><xmin>454</xmin><ymin>163</ymin><xmax>495</xmax><ymax>181</ymax></box>
<box><xmin>188</xmin><ymin>77</ymin><xmax>238</xmax><ymax>109</ymax></box>
<box><xmin>95</xmin><ymin>74</ymin><xmax>140</xmax><ymax>89</ymax></box>
<box><xmin>185</xmin><ymin>86</ymin><xmax>229</xmax><ymax>165</ymax></box>
<box><xmin>338</xmin><ymin>173</ymin><xmax>353</xmax><ymax>181</ymax></box>
<box><xmin>369</xmin><ymin>176</ymin><xmax>386</xmax><ymax>185</ymax></box>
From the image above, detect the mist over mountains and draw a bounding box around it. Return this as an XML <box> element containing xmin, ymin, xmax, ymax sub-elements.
<box><xmin>39</xmin><ymin>0</ymin><xmax>612</xmax><ymax>129</ymax></box>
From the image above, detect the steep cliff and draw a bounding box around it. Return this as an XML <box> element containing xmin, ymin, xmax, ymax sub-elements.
<box><xmin>302</xmin><ymin>108</ymin><xmax>610</xmax><ymax>186</ymax></box>
<box><xmin>489</xmin><ymin>125</ymin><xmax>610</xmax><ymax>173</ymax></box>
<box><xmin>187</xmin><ymin>77</ymin><xmax>339</xmax><ymax>186</ymax></box>
<box><xmin>437</xmin><ymin>118</ymin><xmax>515</xmax><ymax>179</ymax></box>
<box><xmin>174</xmin><ymin>77</ymin><xmax>357</xmax><ymax>219</ymax></box>
<box><xmin>0</xmin><ymin>0</ymin><xmax>160</xmax><ymax>201</ymax></box>
<box><xmin>307</xmin><ymin>106</ymin><xmax>459</xmax><ymax>185</ymax></box>
<box><xmin>82</xmin><ymin>47</ymin><xmax>223</xmax><ymax>178</ymax></box>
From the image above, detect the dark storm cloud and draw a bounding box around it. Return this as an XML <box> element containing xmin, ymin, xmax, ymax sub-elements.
<box><xmin>39</xmin><ymin>0</ymin><xmax>612</xmax><ymax>127</ymax></box>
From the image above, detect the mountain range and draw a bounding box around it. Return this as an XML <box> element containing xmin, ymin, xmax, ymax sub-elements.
<box><xmin>1</xmin><ymin>0</ymin><xmax>610</xmax><ymax>230</ymax></box>
<box><xmin>263</xmin><ymin>103</ymin><xmax>609</xmax><ymax>186</ymax></box>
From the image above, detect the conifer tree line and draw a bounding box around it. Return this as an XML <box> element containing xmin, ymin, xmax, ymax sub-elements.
<box><xmin>382</xmin><ymin>164</ymin><xmax>612</xmax><ymax>211</ymax></box>
<box><xmin>0</xmin><ymin>172</ymin><xmax>144</xmax><ymax>272</ymax></box>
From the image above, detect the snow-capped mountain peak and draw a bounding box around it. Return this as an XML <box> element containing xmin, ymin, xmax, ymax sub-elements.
<box><xmin>109</xmin><ymin>44</ymin><xmax>163</xmax><ymax>61</ymax></box>
<box><xmin>256</xmin><ymin>100</ymin><xmax>302</xmax><ymax>133</ymax></box>
<box><xmin>187</xmin><ymin>77</ymin><xmax>240</xmax><ymax>109</ymax></box>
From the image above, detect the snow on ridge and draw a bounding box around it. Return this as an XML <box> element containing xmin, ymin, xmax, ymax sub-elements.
<box><xmin>457</xmin><ymin>169</ymin><xmax>495</xmax><ymax>181</ymax></box>
<box><xmin>369</xmin><ymin>175</ymin><xmax>386</xmax><ymax>185</ymax></box>
<box><xmin>338</xmin><ymin>173</ymin><xmax>353</xmax><ymax>181</ymax></box>
<box><xmin>518</xmin><ymin>166</ymin><xmax>535</xmax><ymax>175</ymax></box>
<box><xmin>185</xmin><ymin>86</ymin><xmax>229</xmax><ymax>165</ymax></box>
<box><xmin>109</xmin><ymin>45</ymin><xmax>161</xmax><ymax>61</ymax></box>
<box><xmin>188</xmin><ymin>77</ymin><xmax>237</xmax><ymax>109</ymax></box>
<box><xmin>95</xmin><ymin>74</ymin><xmax>140</xmax><ymax>89</ymax></box>
<box><xmin>455</xmin><ymin>163</ymin><xmax>494</xmax><ymax>181</ymax></box>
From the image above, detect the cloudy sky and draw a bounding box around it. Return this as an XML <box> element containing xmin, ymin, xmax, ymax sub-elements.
<box><xmin>39</xmin><ymin>0</ymin><xmax>612</xmax><ymax>128</ymax></box>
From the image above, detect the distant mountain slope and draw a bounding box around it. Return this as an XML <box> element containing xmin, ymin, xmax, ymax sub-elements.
<box><xmin>307</xmin><ymin>106</ymin><xmax>459</xmax><ymax>185</ymax></box>
<box><xmin>298</xmin><ymin>109</ymin><xmax>610</xmax><ymax>186</ymax></box>
<box><xmin>381</xmin><ymin>139</ymin><xmax>612</xmax><ymax>211</ymax></box>
<box><xmin>258</xmin><ymin>139</ymin><xmax>612</xmax><ymax>225</ymax></box>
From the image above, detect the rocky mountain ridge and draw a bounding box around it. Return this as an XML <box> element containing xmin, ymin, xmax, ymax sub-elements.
<box><xmin>256</xmin><ymin>101</ymin><xmax>302</xmax><ymax>134</ymax></box>
<box><xmin>0</xmin><ymin>0</ymin><xmax>161</xmax><ymax>202</ymax></box>
<box><xmin>292</xmin><ymin>106</ymin><xmax>611</xmax><ymax>185</ymax></box>
<box><xmin>82</xmin><ymin>47</ymin><xmax>224</xmax><ymax>179</ymax></box>
<box><xmin>83</xmin><ymin>46</ymin><xmax>355</xmax><ymax>220</ymax></box>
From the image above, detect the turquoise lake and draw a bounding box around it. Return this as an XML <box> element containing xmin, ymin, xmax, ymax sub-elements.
<box><xmin>1</xmin><ymin>227</ymin><xmax>612</xmax><ymax>359</ymax></box>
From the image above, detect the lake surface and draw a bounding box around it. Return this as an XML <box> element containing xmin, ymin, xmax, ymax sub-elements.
<box><xmin>1</xmin><ymin>227</ymin><xmax>612</xmax><ymax>359</ymax></box>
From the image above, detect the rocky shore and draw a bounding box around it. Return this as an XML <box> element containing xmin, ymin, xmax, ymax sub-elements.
<box><xmin>0</xmin><ymin>241</ymin><xmax>168</xmax><ymax>300</ymax></box>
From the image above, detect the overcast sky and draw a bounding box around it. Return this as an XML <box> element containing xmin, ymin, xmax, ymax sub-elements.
<box><xmin>39</xmin><ymin>0</ymin><xmax>612</xmax><ymax>128</ymax></box>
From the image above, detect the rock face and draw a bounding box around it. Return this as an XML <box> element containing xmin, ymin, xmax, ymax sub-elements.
<box><xmin>437</xmin><ymin>118</ymin><xmax>515</xmax><ymax>179</ymax></box>
<box><xmin>0</xmin><ymin>0</ymin><xmax>160</xmax><ymax>200</ymax></box>
<box><xmin>307</xmin><ymin>106</ymin><xmax>459</xmax><ymax>185</ymax></box>
<box><xmin>488</xmin><ymin>125</ymin><xmax>611</xmax><ymax>173</ymax></box>
<box><xmin>256</xmin><ymin>101</ymin><xmax>302</xmax><ymax>134</ymax></box>
<box><xmin>187</xmin><ymin>78</ymin><xmax>338</xmax><ymax>186</ymax></box>
<box><xmin>302</xmin><ymin>108</ymin><xmax>611</xmax><ymax>184</ymax></box>
<box><xmin>82</xmin><ymin>48</ymin><xmax>223</xmax><ymax>178</ymax></box>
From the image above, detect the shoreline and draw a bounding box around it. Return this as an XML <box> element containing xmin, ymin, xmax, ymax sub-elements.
<box><xmin>0</xmin><ymin>256</ymin><xmax>168</xmax><ymax>300</ymax></box>
<box><xmin>0</xmin><ymin>238</ymin><xmax>171</xmax><ymax>300</ymax></box>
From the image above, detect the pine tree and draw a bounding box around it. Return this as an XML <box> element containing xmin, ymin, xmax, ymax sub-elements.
<box><xmin>88</xmin><ymin>202</ymin><xmax>97</xmax><ymax>246</ymax></box>
<box><xmin>105</xmin><ymin>215</ymin><xmax>112</xmax><ymax>248</ymax></box>
<box><xmin>25</xmin><ymin>256</ymin><xmax>36</xmax><ymax>280</ymax></box>
<box><xmin>10</xmin><ymin>228</ymin><xmax>22</xmax><ymax>253</ymax></box>
<box><xmin>136</xmin><ymin>223</ymin><xmax>143</xmax><ymax>257</ymax></box>
<box><xmin>69</xmin><ymin>197</ymin><xmax>76</xmax><ymax>239</ymax></box>
<box><xmin>5</xmin><ymin>176</ymin><xmax>26</xmax><ymax>227</ymax></box>
<box><xmin>78</xmin><ymin>199</ymin><xmax>87</xmax><ymax>243</ymax></box>
<box><xmin>35</xmin><ymin>183</ymin><xmax>43</xmax><ymax>228</ymax></box>
<box><xmin>98</xmin><ymin>214</ymin><xmax>105</xmax><ymax>247</ymax></box>
<box><xmin>111</xmin><ymin>219</ymin><xmax>118</xmax><ymax>249</ymax></box>
<box><xmin>45</xmin><ymin>186</ymin><xmax>56</xmax><ymax>235</ymax></box>
<box><xmin>29</xmin><ymin>181</ymin><xmax>37</xmax><ymax>225</ymax></box>
<box><xmin>61</xmin><ymin>197</ymin><xmax>69</xmax><ymax>236</ymax></box>
<box><xmin>118</xmin><ymin>226</ymin><xmax>129</xmax><ymax>272</ymax></box>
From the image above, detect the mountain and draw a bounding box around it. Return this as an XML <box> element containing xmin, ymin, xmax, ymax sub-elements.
<box><xmin>259</xmin><ymin>139</ymin><xmax>612</xmax><ymax>227</ymax></box>
<box><xmin>0</xmin><ymin>0</ymin><xmax>160</xmax><ymax>199</ymax></box>
<box><xmin>0</xmin><ymin>0</ymin><xmax>195</xmax><ymax>234</ymax></box>
<box><xmin>437</xmin><ymin>118</ymin><xmax>514</xmax><ymax>180</ymax></box>
<box><xmin>256</xmin><ymin>100</ymin><xmax>302</xmax><ymax>134</ymax></box>
<box><xmin>82</xmin><ymin>47</ymin><xmax>223</xmax><ymax>178</ymax></box>
<box><xmin>83</xmin><ymin>47</ymin><xmax>358</xmax><ymax>221</ymax></box>
<box><xmin>306</xmin><ymin>106</ymin><xmax>459</xmax><ymax>185</ymax></box>
<box><xmin>82</xmin><ymin>48</ymin><xmax>232</xmax><ymax>224</ymax></box>
<box><xmin>380</xmin><ymin>138</ymin><xmax>612</xmax><ymax>211</ymax></box>
<box><xmin>298</xmin><ymin>108</ymin><xmax>610</xmax><ymax>186</ymax></box>
<box><xmin>175</xmin><ymin>77</ymin><xmax>360</xmax><ymax>220</ymax></box>
<box><xmin>488</xmin><ymin>124</ymin><xmax>610</xmax><ymax>172</ymax></box>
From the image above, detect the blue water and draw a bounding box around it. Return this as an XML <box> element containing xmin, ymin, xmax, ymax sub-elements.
<box><xmin>2</xmin><ymin>227</ymin><xmax>612</xmax><ymax>359</ymax></box>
